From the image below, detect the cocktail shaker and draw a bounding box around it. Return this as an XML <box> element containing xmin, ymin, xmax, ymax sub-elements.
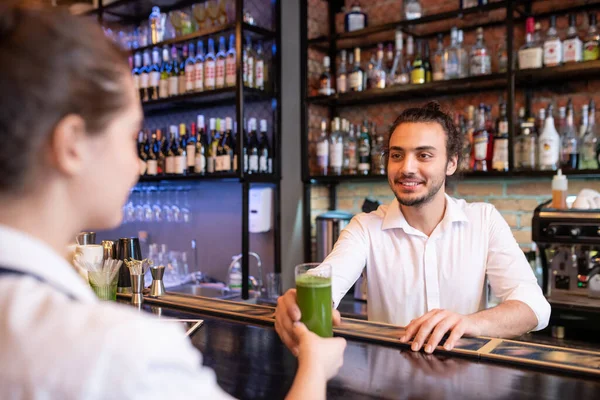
<box><xmin>76</xmin><ymin>232</ymin><xmax>96</xmax><ymax>245</ymax></box>
<box><xmin>116</xmin><ymin>237</ymin><xmax>142</xmax><ymax>293</ymax></box>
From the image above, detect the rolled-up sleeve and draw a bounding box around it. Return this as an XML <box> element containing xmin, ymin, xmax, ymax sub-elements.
<box><xmin>485</xmin><ymin>206</ymin><xmax>551</xmax><ymax>331</ymax></box>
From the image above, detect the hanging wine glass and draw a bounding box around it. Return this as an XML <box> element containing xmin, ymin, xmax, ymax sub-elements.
<box><xmin>171</xmin><ymin>187</ymin><xmax>182</xmax><ymax>223</ymax></box>
<box><xmin>143</xmin><ymin>186</ymin><xmax>153</xmax><ymax>223</ymax></box>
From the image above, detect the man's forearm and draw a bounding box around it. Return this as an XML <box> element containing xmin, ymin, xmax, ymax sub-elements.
<box><xmin>285</xmin><ymin>363</ymin><xmax>326</xmax><ymax>400</ymax></box>
<box><xmin>470</xmin><ymin>300</ymin><xmax>538</xmax><ymax>338</ymax></box>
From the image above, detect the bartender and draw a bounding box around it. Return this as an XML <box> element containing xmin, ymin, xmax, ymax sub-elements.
<box><xmin>0</xmin><ymin>4</ymin><xmax>345</xmax><ymax>399</ymax></box>
<box><xmin>276</xmin><ymin>102</ymin><xmax>551</xmax><ymax>355</ymax></box>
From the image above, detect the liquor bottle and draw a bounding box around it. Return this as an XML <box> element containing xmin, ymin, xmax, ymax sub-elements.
<box><xmin>155</xmin><ymin>129</ymin><xmax>165</xmax><ymax>175</ymax></box>
<box><xmin>492</xmin><ymin>102</ymin><xmax>509</xmax><ymax>172</ymax></box>
<box><xmin>345</xmin><ymin>2</ymin><xmax>367</xmax><ymax>32</ymax></box>
<box><xmin>411</xmin><ymin>40</ymin><xmax>425</xmax><ymax>84</ymax></box>
<box><xmin>172</xmin><ymin>124</ymin><xmax>186</xmax><ymax>175</ymax></box>
<box><xmin>370</xmin><ymin>43</ymin><xmax>387</xmax><ymax>89</ymax></box>
<box><xmin>194</xmin><ymin>40</ymin><xmax>205</xmax><ymax>92</ymax></box>
<box><xmin>149</xmin><ymin>47</ymin><xmax>161</xmax><ymax>100</ymax></box>
<box><xmin>248</xmin><ymin>118</ymin><xmax>260</xmax><ymax>174</ymax></box>
<box><xmin>316</xmin><ymin>119</ymin><xmax>329</xmax><ymax>175</ymax></box>
<box><xmin>138</xmin><ymin>131</ymin><xmax>147</xmax><ymax>175</ymax></box>
<box><xmin>225</xmin><ymin>34</ymin><xmax>236</xmax><ymax>87</ymax></box>
<box><xmin>149</xmin><ymin>6</ymin><xmax>163</xmax><ymax>45</ymax></box>
<box><xmin>461</xmin><ymin>0</ymin><xmax>479</xmax><ymax>8</ymax></box>
<box><xmin>459</xmin><ymin>105</ymin><xmax>475</xmax><ymax>171</ymax></box>
<box><xmin>563</xmin><ymin>14</ymin><xmax>583</xmax><ymax>63</ymax></box>
<box><xmin>168</xmin><ymin>45</ymin><xmax>179</xmax><ymax>96</ymax></box>
<box><xmin>498</xmin><ymin>36</ymin><xmax>508</xmax><ymax>73</ymax></box>
<box><xmin>579</xmin><ymin>104</ymin><xmax>589</xmax><ymax>138</ymax></box>
<box><xmin>518</xmin><ymin>118</ymin><xmax>537</xmax><ymax>171</ymax></box>
<box><xmin>140</xmin><ymin>50</ymin><xmax>151</xmax><ymax>102</ymax></box>
<box><xmin>385</xmin><ymin>44</ymin><xmax>395</xmax><ymax>80</ymax></box>
<box><xmin>205</xmin><ymin>38</ymin><xmax>217</xmax><ymax>91</ymax></box>
<box><xmin>185</xmin><ymin>43</ymin><xmax>196</xmax><ymax>93</ymax></box>
<box><xmin>536</xmin><ymin>108</ymin><xmax>546</xmax><ymax>139</ymax></box>
<box><xmin>423</xmin><ymin>42</ymin><xmax>432</xmax><ymax>82</ymax></box>
<box><xmin>543</xmin><ymin>15</ymin><xmax>562</xmax><ymax>67</ymax></box>
<box><xmin>404</xmin><ymin>0</ymin><xmax>422</xmax><ymax>20</ymax></box>
<box><xmin>222</xmin><ymin>117</ymin><xmax>235</xmax><ymax>172</ymax></box>
<box><xmin>319</xmin><ymin>56</ymin><xmax>335</xmax><ymax>96</ymax></box>
<box><xmin>371</xmin><ymin>132</ymin><xmax>385</xmax><ymax>175</ymax></box>
<box><xmin>470</xmin><ymin>27</ymin><xmax>491</xmax><ymax>76</ymax></box>
<box><xmin>195</xmin><ymin>116</ymin><xmax>207</xmax><ymax>175</ymax></box>
<box><xmin>342</xmin><ymin>122</ymin><xmax>357</xmax><ymax>175</ymax></box>
<box><xmin>405</xmin><ymin>35</ymin><xmax>414</xmax><ymax>76</ymax></box>
<box><xmin>444</xmin><ymin>28</ymin><xmax>460</xmax><ymax>80</ymax></box>
<box><xmin>538</xmin><ymin>105</ymin><xmax>561</xmax><ymax>171</ymax></box>
<box><xmin>390</xmin><ymin>29</ymin><xmax>410</xmax><ymax>85</ymax></box>
<box><xmin>519</xmin><ymin>17</ymin><xmax>543</xmax><ymax>70</ymax></box>
<box><xmin>159</xmin><ymin>129</ymin><xmax>169</xmax><ymax>174</ymax></box>
<box><xmin>329</xmin><ymin>118</ymin><xmax>343</xmax><ymax>176</ymax></box>
<box><xmin>558</xmin><ymin>106</ymin><xmax>567</xmax><ymax>136</ymax></box>
<box><xmin>159</xmin><ymin>48</ymin><xmax>171</xmax><ymax>100</ymax></box>
<box><xmin>214</xmin><ymin>119</ymin><xmax>224</xmax><ymax>172</ymax></box>
<box><xmin>165</xmin><ymin>126</ymin><xmax>176</xmax><ymax>174</ymax></box>
<box><xmin>207</xmin><ymin>118</ymin><xmax>217</xmax><ymax>173</ymax></box>
<box><xmin>242</xmin><ymin>118</ymin><xmax>249</xmax><ymax>172</ymax></box>
<box><xmin>258</xmin><ymin>119</ymin><xmax>272</xmax><ymax>173</ymax></box>
<box><xmin>457</xmin><ymin>30</ymin><xmax>469</xmax><ymax>78</ymax></box>
<box><xmin>582</xmin><ymin>100</ymin><xmax>599</xmax><ymax>169</ymax></box>
<box><xmin>584</xmin><ymin>13</ymin><xmax>600</xmax><ymax>62</ymax></box>
<box><xmin>472</xmin><ymin>104</ymin><xmax>489</xmax><ymax>172</ymax></box>
<box><xmin>561</xmin><ymin>100</ymin><xmax>580</xmax><ymax>170</ymax></box>
<box><xmin>178</xmin><ymin>45</ymin><xmax>187</xmax><ymax>95</ymax></box>
<box><xmin>357</xmin><ymin>121</ymin><xmax>371</xmax><ymax>175</ymax></box>
<box><xmin>349</xmin><ymin>47</ymin><xmax>365</xmax><ymax>92</ymax></box>
<box><xmin>337</xmin><ymin>50</ymin><xmax>348</xmax><ymax>94</ymax></box>
<box><xmin>243</xmin><ymin>36</ymin><xmax>254</xmax><ymax>87</ymax></box>
<box><xmin>432</xmin><ymin>34</ymin><xmax>444</xmax><ymax>81</ymax></box>
<box><xmin>186</xmin><ymin>122</ymin><xmax>197</xmax><ymax>174</ymax></box>
<box><xmin>255</xmin><ymin>41</ymin><xmax>265</xmax><ymax>90</ymax></box>
<box><xmin>216</xmin><ymin>36</ymin><xmax>227</xmax><ymax>89</ymax></box>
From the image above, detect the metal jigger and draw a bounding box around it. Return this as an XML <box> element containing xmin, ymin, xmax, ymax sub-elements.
<box><xmin>150</xmin><ymin>265</ymin><xmax>166</xmax><ymax>297</ymax></box>
<box><xmin>130</xmin><ymin>273</ymin><xmax>144</xmax><ymax>307</ymax></box>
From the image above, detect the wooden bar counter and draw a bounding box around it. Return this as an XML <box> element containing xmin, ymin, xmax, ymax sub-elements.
<box><xmin>120</xmin><ymin>293</ymin><xmax>600</xmax><ymax>399</ymax></box>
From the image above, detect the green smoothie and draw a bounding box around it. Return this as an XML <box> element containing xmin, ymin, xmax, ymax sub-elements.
<box><xmin>296</xmin><ymin>274</ymin><xmax>333</xmax><ymax>338</ymax></box>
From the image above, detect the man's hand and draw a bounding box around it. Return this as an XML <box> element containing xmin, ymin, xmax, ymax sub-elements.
<box><xmin>399</xmin><ymin>309</ymin><xmax>481</xmax><ymax>353</ymax></box>
<box><xmin>274</xmin><ymin>289</ymin><xmax>342</xmax><ymax>356</ymax></box>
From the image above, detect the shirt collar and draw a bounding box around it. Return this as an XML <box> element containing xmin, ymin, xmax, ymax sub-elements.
<box><xmin>0</xmin><ymin>224</ymin><xmax>97</xmax><ymax>302</ymax></box>
<box><xmin>381</xmin><ymin>194</ymin><xmax>469</xmax><ymax>235</ymax></box>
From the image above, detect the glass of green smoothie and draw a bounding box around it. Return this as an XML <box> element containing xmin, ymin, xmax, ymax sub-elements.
<box><xmin>295</xmin><ymin>263</ymin><xmax>333</xmax><ymax>338</ymax></box>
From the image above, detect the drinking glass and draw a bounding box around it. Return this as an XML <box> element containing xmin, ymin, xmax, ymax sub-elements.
<box><xmin>88</xmin><ymin>269</ymin><xmax>119</xmax><ymax>301</ymax></box>
<box><xmin>266</xmin><ymin>272</ymin><xmax>281</xmax><ymax>299</ymax></box>
<box><xmin>162</xmin><ymin>188</ymin><xmax>174</xmax><ymax>222</ymax></box>
<box><xmin>134</xmin><ymin>189</ymin><xmax>144</xmax><ymax>222</ymax></box>
<box><xmin>295</xmin><ymin>263</ymin><xmax>333</xmax><ymax>338</ymax></box>
<box><xmin>171</xmin><ymin>188</ymin><xmax>182</xmax><ymax>223</ymax></box>
<box><xmin>181</xmin><ymin>188</ymin><xmax>191</xmax><ymax>224</ymax></box>
<box><xmin>143</xmin><ymin>187</ymin><xmax>153</xmax><ymax>223</ymax></box>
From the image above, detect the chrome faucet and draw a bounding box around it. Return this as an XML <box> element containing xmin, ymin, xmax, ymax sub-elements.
<box><xmin>228</xmin><ymin>252</ymin><xmax>263</xmax><ymax>295</ymax></box>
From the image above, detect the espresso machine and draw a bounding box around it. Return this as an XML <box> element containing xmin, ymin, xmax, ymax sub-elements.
<box><xmin>532</xmin><ymin>200</ymin><xmax>600</xmax><ymax>337</ymax></box>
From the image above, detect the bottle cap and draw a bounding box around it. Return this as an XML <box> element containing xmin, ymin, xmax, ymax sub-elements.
<box><xmin>552</xmin><ymin>169</ymin><xmax>568</xmax><ymax>191</ymax></box>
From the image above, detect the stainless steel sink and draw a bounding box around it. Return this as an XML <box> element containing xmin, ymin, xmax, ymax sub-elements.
<box><xmin>167</xmin><ymin>284</ymin><xmax>239</xmax><ymax>300</ymax></box>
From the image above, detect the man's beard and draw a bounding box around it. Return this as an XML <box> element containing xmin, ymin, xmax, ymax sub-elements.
<box><xmin>390</xmin><ymin>174</ymin><xmax>445</xmax><ymax>208</ymax></box>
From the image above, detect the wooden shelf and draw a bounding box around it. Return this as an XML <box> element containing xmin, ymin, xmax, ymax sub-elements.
<box><xmin>306</xmin><ymin>74</ymin><xmax>507</xmax><ymax>107</ymax></box>
<box><xmin>516</xmin><ymin>60</ymin><xmax>600</xmax><ymax>87</ymax></box>
<box><xmin>308</xmin><ymin>169</ymin><xmax>600</xmax><ymax>184</ymax></box>
<box><xmin>138</xmin><ymin>172</ymin><xmax>279</xmax><ymax>184</ymax></box>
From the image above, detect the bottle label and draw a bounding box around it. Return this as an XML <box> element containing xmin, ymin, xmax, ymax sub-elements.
<box><xmin>168</xmin><ymin>76</ymin><xmax>178</xmax><ymax>96</ymax></box>
<box><xmin>519</xmin><ymin>138</ymin><xmax>536</xmax><ymax>169</ymax></box>
<box><xmin>470</xmin><ymin>53</ymin><xmax>491</xmax><ymax>76</ymax></box>
<box><xmin>346</xmin><ymin>143</ymin><xmax>357</xmax><ymax>169</ymax></box>
<box><xmin>222</xmin><ymin>154</ymin><xmax>232</xmax><ymax>171</ymax></box>
<box><xmin>473</xmin><ymin>135</ymin><xmax>488</xmax><ymax>161</ymax></box>
<box><xmin>207</xmin><ymin>156</ymin><xmax>215</xmax><ymax>173</ymax></box>
<box><xmin>195</xmin><ymin>154</ymin><xmax>206</xmax><ymax>173</ymax></box>
<box><xmin>259</xmin><ymin>155</ymin><xmax>267</xmax><ymax>173</ymax></box>
<box><xmin>563</xmin><ymin>38</ymin><xmax>583</xmax><ymax>63</ymax></box>
<box><xmin>584</xmin><ymin>41</ymin><xmax>600</xmax><ymax>61</ymax></box>
<box><xmin>518</xmin><ymin>48</ymin><xmax>543</xmax><ymax>70</ymax></box>
<box><xmin>140</xmin><ymin>72</ymin><xmax>149</xmax><ymax>89</ymax></box>
<box><xmin>395</xmin><ymin>72</ymin><xmax>410</xmax><ymax>85</ymax></box>
<box><xmin>255</xmin><ymin>61</ymin><xmax>264</xmax><ymax>88</ymax></box>
<box><xmin>139</xmin><ymin>159</ymin><xmax>147</xmax><ymax>176</ymax></box>
<box><xmin>317</xmin><ymin>141</ymin><xmax>329</xmax><ymax>169</ymax></box>
<box><xmin>319</xmin><ymin>78</ymin><xmax>334</xmax><ymax>96</ymax></box>
<box><xmin>539</xmin><ymin>137</ymin><xmax>559</xmax><ymax>166</ymax></box>
<box><xmin>226</xmin><ymin>58</ymin><xmax>236</xmax><ymax>86</ymax></box>
<box><xmin>174</xmin><ymin>155</ymin><xmax>185</xmax><ymax>174</ymax></box>
<box><xmin>498</xmin><ymin>121</ymin><xmax>509</xmax><ymax>135</ymax></box>
<box><xmin>159</xmin><ymin>79</ymin><xmax>169</xmax><ymax>98</ymax></box>
<box><xmin>165</xmin><ymin>156</ymin><xmax>174</xmax><ymax>174</ymax></box>
<box><xmin>186</xmin><ymin>144</ymin><xmax>196</xmax><ymax>167</ymax></box>
<box><xmin>492</xmin><ymin>138</ymin><xmax>509</xmax><ymax>169</ymax></box>
<box><xmin>149</xmin><ymin>71</ymin><xmax>160</xmax><ymax>88</ymax></box>
<box><xmin>543</xmin><ymin>40</ymin><xmax>562</xmax><ymax>66</ymax></box>
<box><xmin>205</xmin><ymin>60</ymin><xmax>216</xmax><ymax>88</ymax></box>
<box><xmin>215</xmin><ymin>155</ymin><xmax>223</xmax><ymax>172</ymax></box>
<box><xmin>133</xmin><ymin>74</ymin><xmax>140</xmax><ymax>91</ymax></box>
<box><xmin>411</xmin><ymin>68</ymin><xmax>425</xmax><ymax>84</ymax></box>
<box><xmin>146</xmin><ymin>160</ymin><xmax>157</xmax><ymax>176</ymax></box>
<box><xmin>330</xmin><ymin>142</ymin><xmax>343</xmax><ymax>168</ymax></box>
<box><xmin>216</xmin><ymin>59</ymin><xmax>225</xmax><ymax>87</ymax></box>
<box><xmin>246</xmin><ymin>57</ymin><xmax>254</xmax><ymax>87</ymax></box>
<box><xmin>358</xmin><ymin>143</ymin><xmax>370</xmax><ymax>171</ymax></box>
<box><xmin>337</xmin><ymin>75</ymin><xmax>347</xmax><ymax>93</ymax></box>
<box><xmin>433</xmin><ymin>71</ymin><xmax>444</xmax><ymax>81</ymax></box>
<box><xmin>349</xmin><ymin>71</ymin><xmax>363</xmax><ymax>91</ymax></box>
<box><xmin>347</xmin><ymin>14</ymin><xmax>365</xmax><ymax>32</ymax></box>
<box><xmin>178</xmin><ymin>75</ymin><xmax>186</xmax><ymax>96</ymax></box>
<box><xmin>185</xmin><ymin>65</ymin><xmax>195</xmax><ymax>92</ymax></box>
<box><xmin>194</xmin><ymin>62</ymin><xmax>204</xmax><ymax>91</ymax></box>
<box><xmin>249</xmin><ymin>155</ymin><xmax>259</xmax><ymax>172</ymax></box>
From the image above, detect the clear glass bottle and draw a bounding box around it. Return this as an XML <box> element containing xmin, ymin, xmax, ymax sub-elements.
<box><xmin>149</xmin><ymin>6</ymin><xmax>164</xmax><ymax>45</ymax></box>
<box><xmin>329</xmin><ymin>118</ymin><xmax>343</xmax><ymax>175</ymax></box>
<box><xmin>215</xmin><ymin>36</ymin><xmax>227</xmax><ymax>89</ymax></box>
<box><xmin>444</xmin><ymin>27</ymin><xmax>460</xmax><ymax>80</ymax></box>
<box><xmin>579</xmin><ymin>104</ymin><xmax>589</xmax><ymax>139</ymax></box>
<box><xmin>561</xmin><ymin>100</ymin><xmax>580</xmax><ymax>170</ymax></box>
<box><xmin>345</xmin><ymin>2</ymin><xmax>367</xmax><ymax>32</ymax></box>
<box><xmin>473</xmin><ymin>104</ymin><xmax>489</xmax><ymax>172</ymax></box>
<box><xmin>543</xmin><ymin>15</ymin><xmax>562</xmax><ymax>67</ymax></box>
<box><xmin>584</xmin><ymin>13</ymin><xmax>600</xmax><ymax>62</ymax></box>
<box><xmin>349</xmin><ymin>47</ymin><xmax>365</xmax><ymax>92</ymax></box>
<box><xmin>518</xmin><ymin>118</ymin><xmax>537</xmax><ymax>171</ymax></box>
<box><xmin>404</xmin><ymin>0</ymin><xmax>423</xmax><ymax>21</ymax></box>
<box><xmin>492</xmin><ymin>102</ymin><xmax>509</xmax><ymax>172</ymax></box>
<box><xmin>343</xmin><ymin>123</ymin><xmax>358</xmax><ymax>175</ymax></box>
<box><xmin>373</xmin><ymin>43</ymin><xmax>387</xmax><ymax>88</ymax></box>
<box><xmin>255</xmin><ymin>41</ymin><xmax>265</xmax><ymax>90</ymax></box>
<box><xmin>519</xmin><ymin>17</ymin><xmax>543</xmax><ymax>70</ymax></box>
<box><xmin>433</xmin><ymin>34</ymin><xmax>445</xmax><ymax>81</ymax></box>
<box><xmin>149</xmin><ymin>47</ymin><xmax>161</xmax><ymax>100</ymax></box>
<box><xmin>194</xmin><ymin>40</ymin><xmax>204</xmax><ymax>92</ymax></box>
<box><xmin>582</xmin><ymin>100</ymin><xmax>599</xmax><ymax>169</ymax></box>
<box><xmin>243</xmin><ymin>36</ymin><xmax>254</xmax><ymax>87</ymax></box>
<box><xmin>563</xmin><ymin>14</ymin><xmax>583</xmax><ymax>63</ymax></box>
<box><xmin>337</xmin><ymin>50</ymin><xmax>348</xmax><ymax>94</ymax></box>
<box><xmin>405</xmin><ymin>35</ymin><xmax>414</xmax><ymax>76</ymax></box>
<box><xmin>390</xmin><ymin>29</ymin><xmax>410</xmax><ymax>85</ymax></box>
<box><xmin>316</xmin><ymin>119</ymin><xmax>329</xmax><ymax>175</ymax></box>
<box><xmin>225</xmin><ymin>34</ymin><xmax>236</xmax><ymax>87</ymax></box>
<box><xmin>319</xmin><ymin>56</ymin><xmax>335</xmax><ymax>96</ymax></box>
<box><xmin>357</xmin><ymin>121</ymin><xmax>371</xmax><ymax>175</ymax></box>
<box><xmin>457</xmin><ymin>29</ymin><xmax>469</xmax><ymax>78</ymax></box>
<box><xmin>470</xmin><ymin>27</ymin><xmax>491</xmax><ymax>76</ymax></box>
<box><xmin>184</xmin><ymin>43</ymin><xmax>196</xmax><ymax>93</ymax></box>
<box><xmin>371</xmin><ymin>133</ymin><xmax>385</xmax><ymax>174</ymax></box>
<box><xmin>497</xmin><ymin>36</ymin><xmax>508</xmax><ymax>73</ymax></box>
<box><xmin>538</xmin><ymin>104</ymin><xmax>561</xmax><ymax>171</ymax></box>
<box><xmin>204</xmin><ymin>38</ymin><xmax>216</xmax><ymax>90</ymax></box>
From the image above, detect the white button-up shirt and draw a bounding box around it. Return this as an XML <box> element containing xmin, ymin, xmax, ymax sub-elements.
<box><xmin>325</xmin><ymin>195</ymin><xmax>551</xmax><ymax>331</ymax></box>
<box><xmin>0</xmin><ymin>225</ymin><xmax>234</xmax><ymax>400</ymax></box>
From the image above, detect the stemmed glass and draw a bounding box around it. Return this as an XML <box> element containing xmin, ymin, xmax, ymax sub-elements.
<box><xmin>134</xmin><ymin>189</ymin><xmax>145</xmax><ymax>222</ymax></box>
<box><xmin>162</xmin><ymin>187</ymin><xmax>174</xmax><ymax>223</ymax></box>
<box><xmin>181</xmin><ymin>188</ymin><xmax>191</xmax><ymax>224</ymax></box>
<box><xmin>171</xmin><ymin>187</ymin><xmax>182</xmax><ymax>223</ymax></box>
<box><xmin>143</xmin><ymin>186</ymin><xmax>154</xmax><ymax>223</ymax></box>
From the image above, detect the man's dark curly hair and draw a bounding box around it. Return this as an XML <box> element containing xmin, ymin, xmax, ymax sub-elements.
<box><xmin>383</xmin><ymin>101</ymin><xmax>463</xmax><ymax>168</ymax></box>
